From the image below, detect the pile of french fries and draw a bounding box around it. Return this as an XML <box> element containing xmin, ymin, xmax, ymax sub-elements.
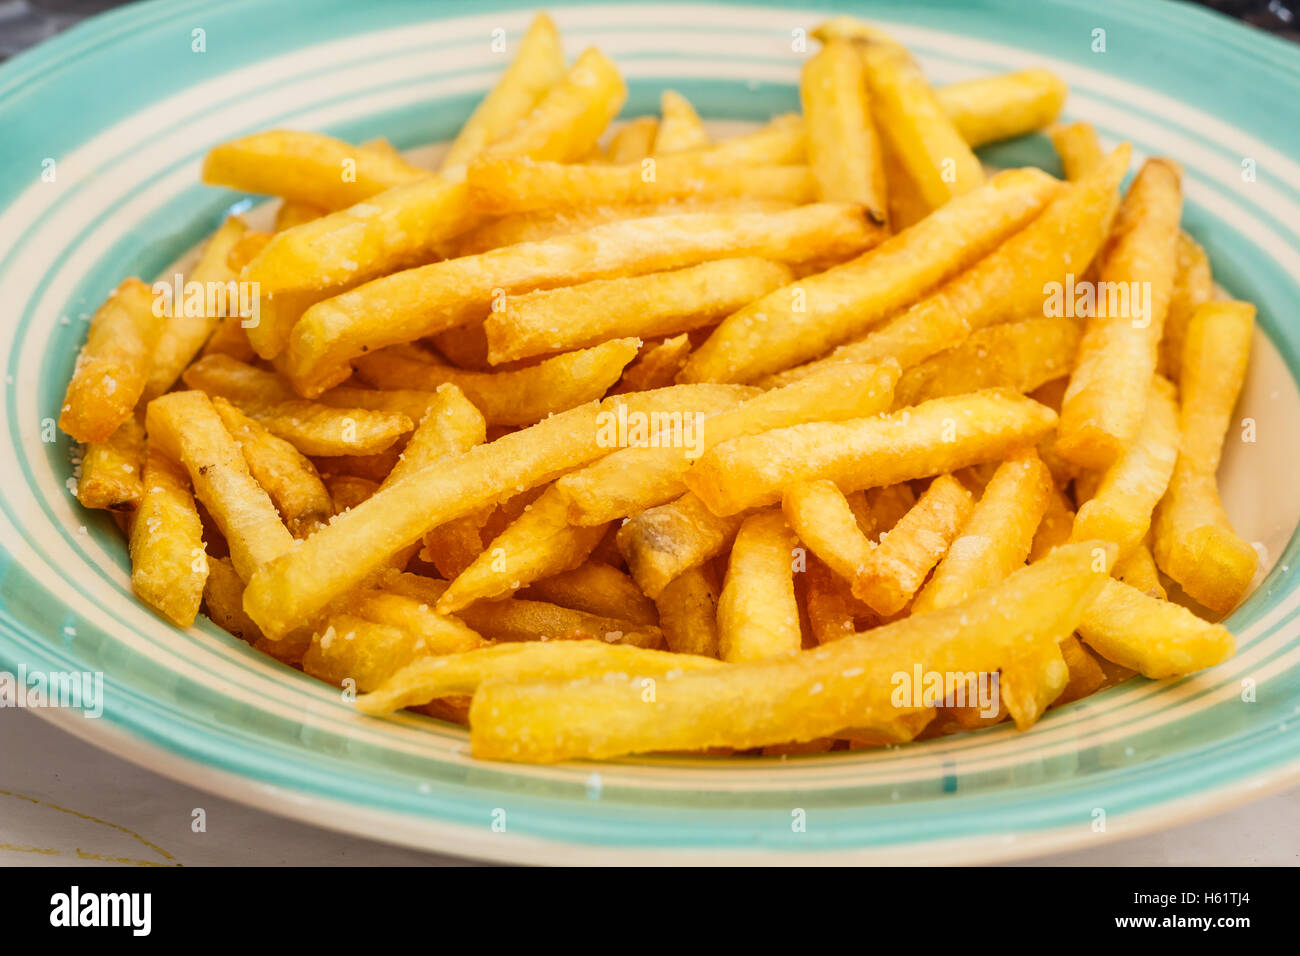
<box><xmin>60</xmin><ymin>13</ymin><xmax>1256</xmax><ymax>764</ymax></box>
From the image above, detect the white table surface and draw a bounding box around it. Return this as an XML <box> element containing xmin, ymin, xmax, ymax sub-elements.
<box><xmin>2</xmin><ymin>705</ymin><xmax>1296</xmax><ymax>866</ymax></box>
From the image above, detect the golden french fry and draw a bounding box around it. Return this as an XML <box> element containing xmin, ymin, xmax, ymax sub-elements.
<box><xmin>286</xmin><ymin>204</ymin><xmax>882</xmax><ymax>396</ymax></box>
<box><xmin>801</xmin><ymin>38</ymin><xmax>887</xmax><ymax>220</ymax></box>
<box><xmin>302</xmin><ymin>611</ymin><xmax>482</xmax><ymax>691</ymax></box>
<box><xmin>522</xmin><ymin>561</ymin><xmax>658</xmax><ymax>626</ymax></box>
<box><xmin>605</xmin><ymin>117</ymin><xmax>659</xmax><ymax>163</ymax></box>
<box><xmin>1069</xmin><ymin>377</ymin><xmax>1179</xmax><ymax>558</ymax></box>
<box><xmin>145</xmin><ymin>390</ymin><xmax>293</xmax><ymax>582</ymax></box>
<box><xmin>440</xmin><ymin>13</ymin><xmax>567</xmax><ymax>170</ymax></box>
<box><xmin>1055</xmin><ymin>633</ymin><xmax>1107</xmax><ymax>704</ymax></box>
<box><xmin>212</xmin><ymin>397</ymin><xmax>333</xmax><ymax>538</ymax></box>
<box><xmin>181</xmin><ymin>355</ymin><xmax>412</xmax><ymax>456</ymax></box>
<box><xmin>1078</xmin><ymin>579</ymin><xmax>1235</xmax><ymax>678</ymax></box>
<box><xmin>145</xmin><ymin>217</ymin><xmax>248</xmax><ymax>400</ymax></box>
<box><xmin>717</xmin><ymin>511</ymin><xmax>802</xmax><ymax>662</ymax></box>
<box><xmin>353</xmin><ymin>338</ymin><xmax>640</xmax><ymax>426</ymax></box>
<box><xmin>202</xmin><ymin>555</ymin><xmax>263</xmax><ymax>642</ymax></box>
<box><xmin>861</xmin><ymin>41</ymin><xmax>983</xmax><ymax>211</ymax></box>
<box><xmin>1050</xmin><ymin>121</ymin><xmax>1102</xmax><ymax>181</ymax></box>
<box><xmin>655</xmin><ymin>565</ymin><xmax>721</xmax><ymax>657</ymax></box>
<box><xmin>556</xmin><ymin>361</ymin><xmax>898</xmax><ymax>526</ymax></box>
<box><xmin>379</xmin><ymin>383</ymin><xmax>486</xmax><ymax>488</ymax></box>
<box><xmin>469</xmin><ymin>541</ymin><xmax>1110</xmax><ymax>762</ymax></box>
<box><xmin>324</xmin><ymin>474</ymin><xmax>378</xmax><ymax>512</ymax></box>
<box><xmin>274</xmin><ymin>200</ymin><xmax>325</xmax><ymax>232</ymax></box>
<box><xmin>679</xmin><ymin>168</ymin><xmax>1059</xmax><ymax>383</ymax></box>
<box><xmin>1058</xmin><ymin>159</ymin><xmax>1183</xmax><ymax>469</ymax></box>
<box><xmin>912</xmin><ymin>451</ymin><xmax>1053</xmax><ymax>613</ymax></box>
<box><xmin>782</xmin><ymin>479</ymin><xmax>874</xmax><ymax>586</ymax></box>
<box><xmin>862</xmin><ymin>484</ymin><xmax>917</xmax><ymax>541</ymax></box>
<box><xmin>1113</xmin><ymin>540</ymin><xmax>1167</xmax><ymax>599</ymax></box>
<box><xmin>936</xmin><ymin>69</ymin><xmax>1067</xmax><ymax>148</ymax></box>
<box><xmin>1029</xmin><ymin>486</ymin><xmax>1076</xmax><ymax>562</ymax></box>
<box><xmin>613</xmin><ymin>334</ymin><xmax>692</xmax><ymax>392</ymax></box>
<box><xmin>803</xmin><ymin>557</ymin><xmax>876</xmax><ymax>643</ymax></box>
<box><xmin>999</xmin><ymin>640</ymin><xmax>1070</xmax><ymax>729</ymax></box>
<box><xmin>59</xmin><ymin>279</ymin><xmax>161</xmax><ymax>443</ymax></box>
<box><xmin>77</xmin><ymin>416</ymin><xmax>146</xmax><ymax>511</ymax></box>
<box><xmin>201</xmin><ymin>130</ymin><xmax>425</xmax><ymax>210</ymax></box>
<box><xmin>1158</xmin><ymin>233</ymin><xmax>1214</xmax><ymax>382</ymax></box>
<box><xmin>129</xmin><ymin>447</ymin><xmax>208</xmax><ymax>627</ymax></box>
<box><xmin>686</xmin><ymin>389</ymin><xmax>1057</xmax><ymax>515</ymax></box>
<box><xmin>654</xmin><ymin>90</ymin><xmax>710</xmax><ymax>154</ymax></box>
<box><xmin>1153</xmin><ymin>301</ymin><xmax>1258</xmax><ymax>614</ymax></box>
<box><xmin>486</xmin><ymin>258</ymin><xmax>793</xmax><ymax>364</ymax></box>
<box><xmin>617</xmin><ymin>492</ymin><xmax>745</xmax><ymax>599</ymax></box>
<box><xmin>892</xmin><ymin>316</ymin><xmax>1081</xmax><ymax>408</ymax></box>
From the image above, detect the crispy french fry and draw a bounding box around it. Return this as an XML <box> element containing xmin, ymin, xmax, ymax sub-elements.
<box><xmin>202</xmin><ymin>555</ymin><xmax>263</xmax><ymax>642</ymax></box>
<box><xmin>912</xmin><ymin>451</ymin><xmax>1053</xmax><ymax>613</ymax></box>
<box><xmin>861</xmin><ymin>41</ymin><xmax>983</xmax><ymax>211</ymax></box>
<box><xmin>1158</xmin><ymin>233</ymin><xmax>1214</xmax><ymax>382</ymax></box>
<box><xmin>1054</xmin><ymin>633</ymin><xmax>1107</xmax><ymax>704</ymax></box>
<box><xmin>274</xmin><ymin>200</ymin><xmax>325</xmax><ymax>232</ymax></box>
<box><xmin>522</xmin><ymin>561</ymin><xmax>657</xmax><ymax>626</ymax></box>
<box><xmin>1058</xmin><ymin>159</ymin><xmax>1183</xmax><ymax>469</ymax></box>
<box><xmin>1153</xmin><ymin>301</ymin><xmax>1258</xmax><ymax>614</ymax></box>
<box><xmin>1113</xmin><ymin>540</ymin><xmax>1167</xmax><ymax>599</ymax></box>
<box><xmin>201</xmin><ymin>130</ymin><xmax>425</xmax><ymax>210</ymax></box>
<box><xmin>145</xmin><ymin>217</ymin><xmax>248</xmax><ymax>399</ymax></box>
<box><xmin>324</xmin><ymin>474</ymin><xmax>378</xmax><ymax>512</ymax></box>
<box><xmin>654</xmin><ymin>90</ymin><xmax>710</xmax><ymax>154</ymax></box>
<box><xmin>469</xmin><ymin>541</ymin><xmax>1109</xmax><ymax>762</ymax></box>
<box><xmin>557</xmin><ymin>361</ymin><xmax>898</xmax><ymax>526</ymax></box>
<box><xmin>614</xmin><ymin>334</ymin><xmax>692</xmax><ymax>392</ymax></box>
<box><xmin>440</xmin><ymin>13</ymin><xmax>567</xmax><ymax>170</ymax></box>
<box><xmin>145</xmin><ymin>390</ymin><xmax>293</xmax><ymax>582</ymax></box>
<box><xmin>1078</xmin><ymin>579</ymin><xmax>1235</xmax><ymax>678</ymax></box>
<box><xmin>1050</xmin><ymin>121</ymin><xmax>1102</xmax><ymax>181</ymax></box>
<box><xmin>936</xmin><ymin>69</ymin><xmax>1067</xmax><ymax>148</ymax></box>
<box><xmin>129</xmin><ymin>447</ymin><xmax>208</xmax><ymax>626</ymax></box>
<box><xmin>212</xmin><ymin>397</ymin><xmax>333</xmax><ymax>538</ymax></box>
<box><xmin>379</xmin><ymin>383</ymin><xmax>486</xmax><ymax>488</ymax></box>
<box><xmin>655</xmin><ymin>565</ymin><xmax>721</xmax><ymax>657</ymax></box>
<box><xmin>617</xmin><ymin>492</ymin><xmax>746</xmax><ymax>599</ymax></box>
<box><xmin>862</xmin><ymin>484</ymin><xmax>917</xmax><ymax>541</ymax></box>
<box><xmin>686</xmin><ymin>389</ymin><xmax>1057</xmax><ymax>515</ymax></box>
<box><xmin>286</xmin><ymin>204</ymin><xmax>881</xmax><ymax>395</ymax></box>
<box><xmin>892</xmin><ymin>316</ymin><xmax>1080</xmax><ymax>408</ymax></box>
<box><xmin>803</xmin><ymin>556</ymin><xmax>875</xmax><ymax>643</ymax></box>
<box><xmin>782</xmin><ymin>479</ymin><xmax>874</xmax><ymax>587</ymax></box>
<box><xmin>1069</xmin><ymin>377</ymin><xmax>1179</xmax><ymax>558</ymax></box>
<box><xmin>717</xmin><ymin>511</ymin><xmax>802</xmax><ymax>662</ymax></box>
<box><xmin>679</xmin><ymin>168</ymin><xmax>1059</xmax><ymax>383</ymax></box>
<box><xmin>801</xmin><ymin>38</ymin><xmax>887</xmax><ymax>220</ymax></box>
<box><xmin>1029</xmin><ymin>486</ymin><xmax>1076</xmax><ymax>562</ymax></box>
<box><xmin>353</xmin><ymin>338</ymin><xmax>640</xmax><ymax>425</ymax></box>
<box><xmin>605</xmin><ymin>117</ymin><xmax>659</xmax><ymax>163</ymax></box>
<box><xmin>181</xmin><ymin>356</ymin><xmax>412</xmax><ymax>456</ymax></box>
<box><xmin>59</xmin><ymin>279</ymin><xmax>161</xmax><ymax>443</ymax></box>
<box><xmin>486</xmin><ymin>258</ymin><xmax>793</xmax><ymax>363</ymax></box>
<box><xmin>999</xmin><ymin>640</ymin><xmax>1070</xmax><ymax>729</ymax></box>
<box><xmin>77</xmin><ymin>416</ymin><xmax>146</xmax><ymax>511</ymax></box>
<box><xmin>303</xmin><ymin>610</ymin><xmax>484</xmax><ymax>691</ymax></box>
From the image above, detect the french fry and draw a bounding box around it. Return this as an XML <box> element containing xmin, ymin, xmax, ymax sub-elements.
<box><xmin>129</xmin><ymin>447</ymin><xmax>208</xmax><ymax>627</ymax></box>
<box><xmin>1152</xmin><ymin>301</ymin><xmax>1258</xmax><ymax>614</ymax></box>
<box><xmin>522</xmin><ymin>561</ymin><xmax>658</xmax><ymax>626</ymax></box>
<box><xmin>781</xmin><ymin>479</ymin><xmax>874</xmax><ymax>590</ymax></box>
<box><xmin>324</xmin><ymin>475</ymin><xmax>378</xmax><ymax>512</ymax></box>
<box><xmin>1054</xmin><ymin>633</ymin><xmax>1107</xmax><ymax>705</ymax></box>
<box><xmin>912</xmin><ymin>451</ymin><xmax>1053</xmax><ymax>613</ymax></box>
<box><xmin>1078</xmin><ymin>579</ymin><xmax>1235</xmax><ymax>678</ymax></box>
<box><xmin>803</xmin><ymin>556</ymin><xmax>876</xmax><ymax>643</ymax></box>
<box><xmin>892</xmin><ymin>316</ymin><xmax>1081</xmax><ymax>408</ymax></box>
<box><xmin>379</xmin><ymin>383</ymin><xmax>486</xmax><ymax>488</ymax></box>
<box><xmin>485</xmin><ymin>258</ymin><xmax>793</xmax><ymax>363</ymax></box>
<box><xmin>605</xmin><ymin>117</ymin><xmax>659</xmax><ymax>163</ymax></box>
<box><xmin>1113</xmin><ymin>540</ymin><xmax>1167</xmax><ymax>599</ymax></box>
<box><xmin>1058</xmin><ymin>159</ymin><xmax>1183</xmax><ymax>469</ymax></box>
<box><xmin>717</xmin><ymin>511</ymin><xmax>802</xmax><ymax>662</ymax></box>
<box><xmin>679</xmin><ymin>168</ymin><xmax>1059</xmax><ymax>383</ymax></box>
<box><xmin>285</xmin><ymin>204</ymin><xmax>882</xmax><ymax>395</ymax></box>
<box><xmin>201</xmin><ymin>130</ymin><xmax>425</xmax><ymax>210</ymax></box>
<box><xmin>1029</xmin><ymin>486</ymin><xmax>1076</xmax><ymax>562</ymax></box>
<box><xmin>353</xmin><ymin>338</ymin><xmax>640</xmax><ymax>425</ymax></box>
<box><xmin>617</xmin><ymin>492</ymin><xmax>746</xmax><ymax>599</ymax></box>
<box><xmin>59</xmin><ymin>279</ymin><xmax>162</xmax><ymax>443</ymax></box>
<box><xmin>302</xmin><ymin>612</ymin><xmax>483</xmax><ymax>691</ymax></box>
<box><xmin>243</xmin><ymin>386</ymin><xmax>742</xmax><ymax>636</ymax></box>
<box><xmin>1069</xmin><ymin>377</ymin><xmax>1179</xmax><ymax>558</ymax></box>
<box><xmin>76</xmin><ymin>416</ymin><xmax>146</xmax><ymax>511</ymax></box>
<box><xmin>1158</xmin><ymin>233</ymin><xmax>1214</xmax><ymax>382</ymax></box>
<box><xmin>469</xmin><ymin>541</ymin><xmax>1110</xmax><ymax>762</ymax></box>
<box><xmin>274</xmin><ymin>200</ymin><xmax>325</xmax><ymax>232</ymax></box>
<box><xmin>202</xmin><ymin>555</ymin><xmax>263</xmax><ymax>643</ymax></box>
<box><xmin>654</xmin><ymin>90</ymin><xmax>710</xmax><ymax>154</ymax></box>
<box><xmin>556</xmin><ymin>361</ymin><xmax>899</xmax><ymax>526</ymax></box>
<box><xmin>181</xmin><ymin>356</ymin><xmax>412</xmax><ymax>456</ymax></box>
<box><xmin>440</xmin><ymin>13</ymin><xmax>567</xmax><ymax>170</ymax></box>
<box><xmin>685</xmin><ymin>389</ymin><xmax>1057</xmax><ymax>515</ymax></box>
<box><xmin>145</xmin><ymin>390</ymin><xmax>294</xmax><ymax>582</ymax></box>
<box><xmin>212</xmin><ymin>397</ymin><xmax>333</xmax><ymax>538</ymax></box>
<box><xmin>357</xmin><ymin>639</ymin><xmax>720</xmax><ymax>714</ymax></box>
<box><xmin>999</xmin><ymin>640</ymin><xmax>1070</xmax><ymax>729</ymax></box>
<box><xmin>613</xmin><ymin>334</ymin><xmax>692</xmax><ymax>392</ymax></box>
<box><xmin>861</xmin><ymin>484</ymin><xmax>917</xmax><ymax>541</ymax></box>
<box><xmin>655</xmin><ymin>565</ymin><xmax>721</xmax><ymax>657</ymax></box>
<box><xmin>1050</xmin><ymin>121</ymin><xmax>1102</xmax><ymax>181</ymax></box>
<box><xmin>145</xmin><ymin>217</ymin><xmax>248</xmax><ymax>399</ymax></box>
<box><xmin>478</xmin><ymin>47</ymin><xmax>627</xmax><ymax>164</ymax></box>
<box><xmin>801</xmin><ymin>38</ymin><xmax>887</xmax><ymax>221</ymax></box>
<box><xmin>936</xmin><ymin>69</ymin><xmax>1067</xmax><ymax>148</ymax></box>
<box><xmin>861</xmin><ymin>41</ymin><xmax>984</xmax><ymax>211</ymax></box>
